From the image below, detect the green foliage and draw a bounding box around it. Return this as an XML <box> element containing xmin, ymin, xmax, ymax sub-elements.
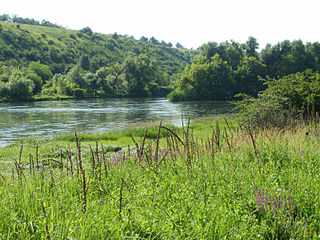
<box><xmin>235</xmin><ymin>70</ymin><xmax>320</xmax><ymax>128</ymax></box>
<box><xmin>244</xmin><ymin>36</ymin><xmax>259</xmax><ymax>58</ymax></box>
<box><xmin>0</xmin><ymin>20</ymin><xmax>196</xmax><ymax>101</ymax></box>
<box><xmin>234</xmin><ymin>56</ymin><xmax>267</xmax><ymax>96</ymax></box>
<box><xmin>28</xmin><ymin>62</ymin><xmax>53</xmax><ymax>83</ymax></box>
<box><xmin>8</xmin><ymin>77</ymin><xmax>34</xmax><ymax>100</ymax></box>
<box><xmin>170</xmin><ymin>37</ymin><xmax>320</xmax><ymax>102</ymax></box>
<box><xmin>123</xmin><ymin>54</ymin><xmax>162</xmax><ymax>97</ymax></box>
<box><xmin>25</xmin><ymin>72</ymin><xmax>42</xmax><ymax>94</ymax></box>
<box><xmin>167</xmin><ymin>87</ymin><xmax>194</xmax><ymax>102</ymax></box>
<box><xmin>174</xmin><ymin>54</ymin><xmax>234</xmax><ymax>100</ymax></box>
<box><xmin>0</xmin><ymin>81</ymin><xmax>9</xmax><ymax>99</ymax></box>
<box><xmin>66</xmin><ymin>64</ymin><xmax>85</xmax><ymax>88</ymax></box>
<box><xmin>80</xmin><ymin>27</ymin><xmax>93</xmax><ymax>36</ymax></box>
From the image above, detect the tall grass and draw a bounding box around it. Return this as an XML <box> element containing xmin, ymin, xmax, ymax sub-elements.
<box><xmin>0</xmin><ymin>117</ymin><xmax>319</xmax><ymax>239</ymax></box>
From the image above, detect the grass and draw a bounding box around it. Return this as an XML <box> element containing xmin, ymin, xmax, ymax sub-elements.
<box><xmin>0</xmin><ymin>115</ymin><xmax>319</xmax><ymax>239</ymax></box>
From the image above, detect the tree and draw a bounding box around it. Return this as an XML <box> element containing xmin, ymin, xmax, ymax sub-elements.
<box><xmin>123</xmin><ymin>54</ymin><xmax>160</xmax><ymax>97</ymax></box>
<box><xmin>140</xmin><ymin>36</ymin><xmax>148</xmax><ymax>42</ymax></box>
<box><xmin>176</xmin><ymin>42</ymin><xmax>184</xmax><ymax>49</ymax></box>
<box><xmin>83</xmin><ymin>72</ymin><xmax>98</xmax><ymax>95</ymax></box>
<box><xmin>79</xmin><ymin>55</ymin><xmax>90</xmax><ymax>71</ymax></box>
<box><xmin>8</xmin><ymin>77</ymin><xmax>34</xmax><ymax>100</ymax></box>
<box><xmin>0</xmin><ymin>82</ymin><xmax>9</xmax><ymax>99</ymax></box>
<box><xmin>66</xmin><ymin>65</ymin><xmax>86</xmax><ymax>88</ymax></box>
<box><xmin>235</xmin><ymin>57</ymin><xmax>266</xmax><ymax>96</ymax></box>
<box><xmin>80</xmin><ymin>27</ymin><xmax>93</xmax><ymax>36</ymax></box>
<box><xmin>244</xmin><ymin>36</ymin><xmax>259</xmax><ymax>58</ymax></box>
<box><xmin>29</xmin><ymin>62</ymin><xmax>53</xmax><ymax>83</ymax></box>
<box><xmin>175</xmin><ymin>54</ymin><xmax>234</xmax><ymax>100</ymax></box>
<box><xmin>26</xmin><ymin>72</ymin><xmax>42</xmax><ymax>94</ymax></box>
<box><xmin>149</xmin><ymin>37</ymin><xmax>159</xmax><ymax>45</ymax></box>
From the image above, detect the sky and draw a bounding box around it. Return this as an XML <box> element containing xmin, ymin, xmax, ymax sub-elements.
<box><xmin>1</xmin><ymin>0</ymin><xmax>319</xmax><ymax>50</ymax></box>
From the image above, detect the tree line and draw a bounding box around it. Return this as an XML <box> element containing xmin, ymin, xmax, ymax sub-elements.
<box><xmin>169</xmin><ymin>37</ymin><xmax>320</xmax><ymax>101</ymax></box>
<box><xmin>0</xmin><ymin>14</ymin><xmax>63</xmax><ymax>29</ymax></box>
<box><xmin>1</xmin><ymin>18</ymin><xmax>320</xmax><ymax>103</ymax></box>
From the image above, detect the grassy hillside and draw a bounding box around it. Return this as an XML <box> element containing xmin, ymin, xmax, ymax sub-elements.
<box><xmin>0</xmin><ymin>21</ymin><xmax>196</xmax><ymax>75</ymax></box>
<box><xmin>0</xmin><ymin>21</ymin><xmax>198</xmax><ymax>101</ymax></box>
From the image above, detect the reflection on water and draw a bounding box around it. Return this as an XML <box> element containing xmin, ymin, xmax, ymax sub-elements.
<box><xmin>0</xmin><ymin>98</ymin><xmax>234</xmax><ymax>146</ymax></box>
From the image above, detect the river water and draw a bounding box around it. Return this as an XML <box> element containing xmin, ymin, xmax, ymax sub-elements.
<box><xmin>0</xmin><ymin>98</ymin><xmax>234</xmax><ymax>146</ymax></box>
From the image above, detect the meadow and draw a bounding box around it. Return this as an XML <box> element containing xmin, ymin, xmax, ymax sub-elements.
<box><xmin>0</xmin><ymin>115</ymin><xmax>319</xmax><ymax>239</ymax></box>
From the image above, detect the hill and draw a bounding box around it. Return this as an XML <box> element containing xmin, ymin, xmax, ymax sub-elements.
<box><xmin>0</xmin><ymin>20</ymin><xmax>197</xmax><ymax>101</ymax></box>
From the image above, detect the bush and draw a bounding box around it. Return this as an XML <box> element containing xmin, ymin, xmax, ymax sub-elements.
<box><xmin>72</xmin><ymin>88</ymin><xmax>86</xmax><ymax>98</ymax></box>
<box><xmin>8</xmin><ymin>77</ymin><xmax>34</xmax><ymax>100</ymax></box>
<box><xmin>235</xmin><ymin>70</ymin><xmax>320</xmax><ymax>128</ymax></box>
<box><xmin>0</xmin><ymin>81</ymin><xmax>9</xmax><ymax>99</ymax></box>
<box><xmin>168</xmin><ymin>88</ymin><xmax>195</xmax><ymax>102</ymax></box>
<box><xmin>26</xmin><ymin>73</ymin><xmax>42</xmax><ymax>94</ymax></box>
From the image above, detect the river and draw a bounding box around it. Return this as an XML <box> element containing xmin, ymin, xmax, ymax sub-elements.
<box><xmin>0</xmin><ymin>98</ymin><xmax>234</xmax><ymax>146</ymax></box>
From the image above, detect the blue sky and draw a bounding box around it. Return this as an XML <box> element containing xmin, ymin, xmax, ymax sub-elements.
<box><xmin>1</xmin><ymin>0</ymin><xmax>319</xmax><ymax>49</ymax></box>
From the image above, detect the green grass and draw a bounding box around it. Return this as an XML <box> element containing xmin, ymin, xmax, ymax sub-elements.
<box><xmin>0</xmin><ymin>116</ymin><xmax>319</xmax><ymax>239</ymax></box>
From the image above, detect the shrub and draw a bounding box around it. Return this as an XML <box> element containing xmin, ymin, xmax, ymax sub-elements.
<box><xmin>235</xmin><ymin>69</ymin><xmax>320</xmax><ymax>128</ymax></box>
<box><xmin>168</xmin><ymin>88</ymin><xmax>195</xmax><ymax>102</ymax></box>
<box><xmin>8</xmin><ymin>77</ymin><xmax>34</xmax><ymax>100</ymax></box>
<box><xmin>0</xmin><ymin>81</ymin><xmax>9</xmax><ymax>99</ymax></box>
<box><xmin>72</xmin><ymin>88</ymin><xmax>86</xmax><ymax>98</ymax></box>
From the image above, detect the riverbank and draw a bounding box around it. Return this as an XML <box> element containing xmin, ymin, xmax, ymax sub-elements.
<box><xmin>0</xmin><ymin>117</ymin><xmax>319</xmax><ymax>238</ymax></box>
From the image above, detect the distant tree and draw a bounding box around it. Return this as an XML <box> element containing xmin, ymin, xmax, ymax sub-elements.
<box><xmin>0</xmin><ymin>14</ymin><xmax>10</xmax><ymax>22</ymax></box>
<box><xmin>175</xmin><ymin>42</ymin><xmax>184</xmax><ymax>49</ymax></box>
<box><xmin>261</xmin><ymin>40</ymin><xmax>313</xmax><ymax>78</ymax></box>
<box><xmin>26</xmin><ymin>72</ymin><xmax>42</xmax><ymax>94</ymax></box>
<box><xmin>235</xmin><ymin>56</ymin><xmax>267</xmax><ymax>96</ymax></box>
<box><xmin>307</xmin><ymin>42</ymin><xmax>320</xmax><ymax>71</ymax></box>
<box><xmin>175</xmin><ymin>54</ymin><xmax>234</xmax><ymax>100</ymax></box>
<box><xmin>0</xmin><ymin>82</ymin><xmax>9</xmax><ymax>99</ymax></box>
<box><xmin>140</xmin><ymin>36</ymin><xmax>148</xmax><ymax>42</ymax></box>
<box><xmin>200</xmin><ymin>42</ymin><xmax>220</xmax><ymax>59</ymax></box>
<box><xmin>244</xmin><ymin>36</ymin><xmax>259</xmax><ymax>58</ymax></box>
<box><xmin>79</xmin><ymin>55</ymin><xmax>90</xmax><ymax>71</ymax></box>
<box><xmin>69</xmin><ymin>34</ymin><xmax>77</xmax><ymax>40</ymax></box>
<box><xmin>149</xmin><ymin>37</ymin><xmax>159</xmax><ymax>45</ymax></box>
<box><xmin>112</xmin><ymin>32</ymin><xmax>119</xmax><ymax>39</ymax></box>
<box><xmin>8</xmin><ymin>77</ymin><xmax>34</xmax><ymax>100</ymax></box>
<box><xmin>83</xmin><ymin>72</ymin><xmax>98</xmax><ymax>94</ymax></box>
<box><xmin>90</xmin><ymin>55</ymin><xmax>109</xmax><ymax>72</ymax></box>
<box><xmin>66</xmin><ymin>65</ymin><xmax>86</xmax><ymax>88</ymax></box>
<box><xmin>95</xmin><ymin>67</ymin><xmax>112</xmax><ymax>95</ymax></box>
<box><xmin>80</xmin><ymin>27</ymin><xmax>93</xmax><ymax>36</ymax></box>
<box><xmin>28</xmin><ymin>62</ymin><xmax>53</xmax><ymax>83</ymax></box>
<box><xmin>40</xmin><ymin>19</ymin><xmax>63</xmax><ymax>28</ymax></box>
<box><xmin>123</xmin><ymin>54</ymin><xmax>160</xmax><ymax>97</ymax></box>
